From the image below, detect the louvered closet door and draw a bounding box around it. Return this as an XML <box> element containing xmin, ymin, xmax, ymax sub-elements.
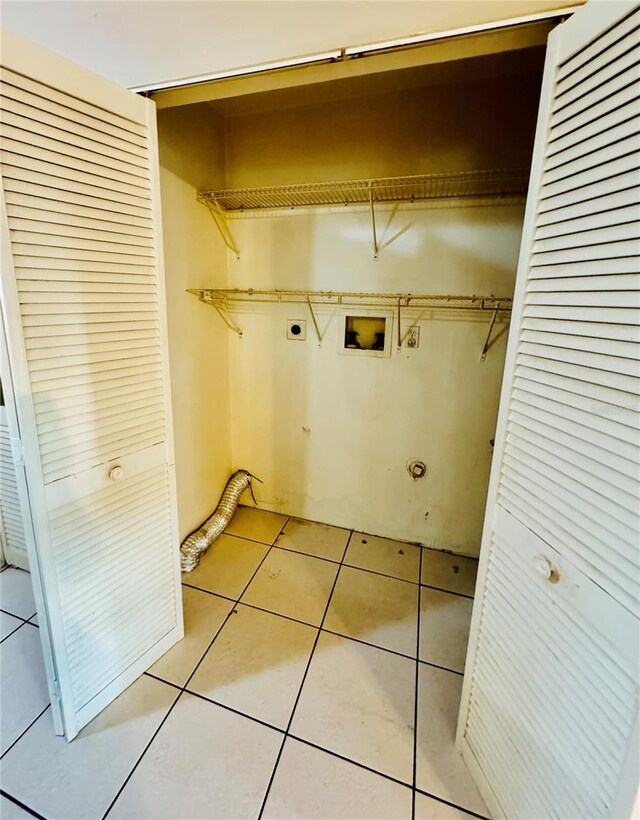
<box><xmin>0</xmin><ymin>404</ymin><xmax>30</xmax><ymax>570</ymax></box>
<box><xmin>1</xmin><ymin>315</ymin><xmax>30</xmax><ymax>571</ymax></box>
<box><xmin>0</xmin><ymin>31</ymin><xmax>182</xmax><ymax>740</ymax></box>
<box><xmin>457</xmin><ymin>3</ymin><xmax>640</xmax><ymax>818</ymax></box>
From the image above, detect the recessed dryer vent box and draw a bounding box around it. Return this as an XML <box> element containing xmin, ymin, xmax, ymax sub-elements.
<box><xmin>287</xmin><ymin>320</ymin><xmax>306</xmax><ymax>340</ymax></box>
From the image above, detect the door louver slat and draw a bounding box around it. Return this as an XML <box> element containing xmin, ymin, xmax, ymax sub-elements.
<box><xmin>0</xmin><ymin>68</ymin><xmax>147</xmax><ymax>139</ymax></box>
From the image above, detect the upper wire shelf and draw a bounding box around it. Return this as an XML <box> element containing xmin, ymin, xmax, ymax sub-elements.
<box><xmin>197</xmin><ymin>168</ymin><xmax>529</xmax><ymax>212</ymax></box>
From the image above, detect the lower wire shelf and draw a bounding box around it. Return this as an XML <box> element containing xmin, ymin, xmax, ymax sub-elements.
<box><xmin>188</xmin><ymin>288</ymin><xmax>511</xmax><ymax>359</ymax></box>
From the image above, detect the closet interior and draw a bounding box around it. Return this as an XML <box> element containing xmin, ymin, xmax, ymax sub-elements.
<box><xmin>156</xmin><ymin>37</ymin><xmax>546</xmax><ymax>554</ymax></box>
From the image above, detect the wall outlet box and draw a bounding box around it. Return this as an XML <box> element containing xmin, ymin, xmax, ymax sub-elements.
<box><xmin>406</xmin><ymin>326</ymin><xmax>420</xmax><ymax>348</ymax></box>
<box><xmin>287</xmin><ymin>320</ymin><xmax>306</xmax><ymax>340</ymax></box>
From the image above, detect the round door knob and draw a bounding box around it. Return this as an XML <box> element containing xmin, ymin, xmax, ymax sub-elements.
<box><xmin>109</xmin><ymin>465</ymin><xmax>125</xmax><ymax>482</ymax></box>
<box><xmin>533</xmin><ymin>554</ymin><xmax>557</xmax><ymax>582</ymax></box>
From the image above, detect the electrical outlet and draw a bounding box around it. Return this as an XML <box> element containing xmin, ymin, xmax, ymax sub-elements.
<box><xmin>406</xmin><ymin>326</ymin><xmax>420</xmax><ymax>348</ymax></box>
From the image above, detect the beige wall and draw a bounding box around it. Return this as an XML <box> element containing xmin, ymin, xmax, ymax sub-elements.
<box><xmin>157</xmin><ymin>106</ymin><xmax>232</xmax><ymax>540</ymax></box>
<box><xmin>225</xmin><ymin>204</ymin><xmax>523</xmax><ymax>556</ymax></box>
<box><xmin>226</xmin><ymin>72</ymin><xmax>542</xmax><ymax>187</ymax></box>
<box><xmin>221</xmin><ymin>69</ymin><xmax>540</xmax><ymax>555</ymax></box>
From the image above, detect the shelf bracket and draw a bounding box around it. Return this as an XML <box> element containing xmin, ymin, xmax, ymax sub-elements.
<box><xmin>397</xmin><ymin>298</ymin><xmax>402</xmax><ymax>348</ymax></box>
<box><xmin>213</xmin><ymin>301</ymin><xmax>243</xmax><ymax>338</ymax></box>
<box><xmin>368</xmin><ymin>183</ymin><xmax>379</xmax><ymax>260</ymax></box>
<box><xmin>203</xmin><ymin>199</ymin><xmax>241</xmax><ymax>259</ymax></box>
<box><xmin>480</xmin><ymin>305</ymin><xmax>500</xmax><ymax>361</ymax></box>
<box><xmin>306</xmin><ymin>296</ymin><xmax>323</xmax><ymax>343</ymax></box>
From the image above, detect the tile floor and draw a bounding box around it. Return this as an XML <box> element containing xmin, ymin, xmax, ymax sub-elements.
<box><xmin>0</xmin><ymin>508</ymin><xmax>486</xmax><ymax>820</ymax></box>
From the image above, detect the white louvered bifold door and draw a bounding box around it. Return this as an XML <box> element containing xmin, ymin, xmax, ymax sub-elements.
<box><xmin>457</xmin><ymin>3</ymin><xmax>640</xmax><ymax>818</ymax></box>
<box><xmin>0</xmin><ymin>31</ymin><xmax>183</xmax><ymax>740</ymax></box>
<box><xmin>1</xmin><ymin>311</ymin><xmax>30</xmax><ymax>571</ymax></box>
<box><xmin>0</xmin><ymin>371</ymin><xmax>30</xmax><ymax>570</ymax></box>
<box><xmin>0</xmin><ymin>409</ymin><xmax>30</xmax><ymax>570</ymax></box>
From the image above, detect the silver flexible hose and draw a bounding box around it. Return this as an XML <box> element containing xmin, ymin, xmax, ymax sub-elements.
<box><xmin>180</xmin><ymin>469</ymin><xmax>256</xmax><ymax>572</ymax></box>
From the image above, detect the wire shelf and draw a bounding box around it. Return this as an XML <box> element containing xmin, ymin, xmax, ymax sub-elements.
<box><xmin>198</xmin><ymin>169</ymin><xmax>529</xmax><ymax>212</ymax></box>
<box><xmin>188</xmin><ymin>288</ymin><xmax>512</xmax><ymax>311</ymax></box>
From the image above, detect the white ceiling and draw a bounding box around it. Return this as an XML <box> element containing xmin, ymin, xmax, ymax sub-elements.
<box><xmin>0</xmin><ymin>0</ymin><xmax>579</xmax><ymax>89</ymax></box>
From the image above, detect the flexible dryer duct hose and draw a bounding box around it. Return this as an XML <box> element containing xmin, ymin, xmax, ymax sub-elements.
<box><xmin>180</xmin><ymin>469</ymin><xmax>257</xmax><ymax>572</ymax></box>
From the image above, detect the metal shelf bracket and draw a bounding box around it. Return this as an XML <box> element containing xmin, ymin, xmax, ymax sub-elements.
<box><xmin>368</xmin><ymin>182</ymin><xmax>379</xmax><ymax>260</ymax></box>
<box><xmin>306</xmin><ymin>296</ymin><xmax>323</xmax><ymax>343</ymax></box>
<box><xmin>202</xmin><ymin>198</ymin><xmax>241</xmax><ymax>259</ymax></box>
<box><xmin>194</xmin><ymin>289</ymin><xmax>243</xmax><ymax>337</ymax></box>
<box><xmin>480</xmin><ymin>304</ymin><xmax>501</xmax><ymax>361</ymax></box>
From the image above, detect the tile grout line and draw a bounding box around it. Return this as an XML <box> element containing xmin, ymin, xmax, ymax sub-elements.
<box><xmin>0</xmin><ymin>607</ymin><xmax>36</xmax><ymax>623</ymax></box>
<box><xmin>223</xmin><ymin>529</ymin><xmax>286</xmax><ymax>549</ymax></box>
<box><xmin>0</xmin><ymin>704</ymin><xmax>51</xmax><ymax>763</ymax></box>
<box><xmin>0</xmin><ymin>789</ymin><xmax>47</xmax><ymax>820</ymax></box>
<box><xmin>288</xmin><ymin>732</ymin><xmax>415</xmax><ymax>790</ymax></box>
<box><xmin>184</xmin><ymin>557</ymin><xmax>473</xmax><ymax>598</ymax></box>
<box><xmin>412</xmin><ymin>547</ymin><xmax>424</xmax><ymax>820</ymax></box>
<box><xmin>420</xmin><ymin>582</ymin><xmax>475</xmax><ymax>601</ymax></box>
<box><xmin>256</xmin><ymin>529</ymin><xmax>354</xmax><ymax>819</ymax></box>
<box><xmin>0</xmin><ymin>619</ymin><xmax>33</xmax><ymax>645</ymax></box>
<box><xmin>413</xmin><ymin>787</ymin><xmax>490</xmax><ymax>820</ymax></box>
<box><xmin>101</xmin><ymin>517</ymin><xmax>291</xmax><ymax>820</ymax></box>
<box><xmin>179</xmin><ymin>686</ymin><xmax>285</xmax><ymax>736</ymax></box>
<box><xmin>183</xmin><ymin>579</ymin><xmax>463</xmax><ymax>675</ymax></box>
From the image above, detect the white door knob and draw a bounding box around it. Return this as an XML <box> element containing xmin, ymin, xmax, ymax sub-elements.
<box><xmin>109</xmin><ymin>465</ymin><xmax>125</xmax><ymax>482</ymax></box>
<box><xmin>533</xmin><ymin>554</ymin><xmax>557</xmax><ymax>582</ymax></box>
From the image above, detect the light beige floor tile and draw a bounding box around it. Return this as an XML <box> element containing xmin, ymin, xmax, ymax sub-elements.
<box><xmin>183</xmin><ymin>533</ymin><xmax>269</xmax><ymax>599</ymax></box>
<box><xmin>0</xmin><ymin>624</ymin><xmax>49</xmax><ymax>755</ymax></box>
<box><xmin>416</xmin><ymin>665</ymin><xmax>487</xmax><ymax>816</ymax></box>
<box><xmin>275</xmin><ymin>518</ymin><xmax>350</xmax><ymax>561</ymax></box>
<box><xmin>419</xmin><ymin>588</ymin><xmax>473</xmax><ymax>673</ymax></box>
<box><xmin>109</xmin><ymin>693</ymin><xmax>282</xmax><ymax>820</ymax></box>
<box><xmin>421</xmin><ymin>551</ymin><xmax>478</xmax><ymax>597</ymax></box>
<box><xmin>242</xmin><ymin>548</ymin><xmax>338</xmax><ymax>626</ymax></box>
<box><xmin>225</xmin><ymin>505</ymin><xmax>288</xmax><ymax>544</ymax></box>
<box><xmin>148</xmin><ymin>587</ymin><xmax>233</xmax><ymax>686</ymax></box>
<box><xmin>189</xmin><ymin>604</ymin><xmax>316</xmax><ymax>729</ymax></box>
<box><xmin>1</xmin><ymin>611</ymin><xmax>23</xmax><ymax>641</ymax></box>
<box><xmin>325</xmin><ymin>566</ymin><xmax>418</xmax><ymax>656</ymax></box>
<box><xmin>415</xmin><ymin>792</ymin><xmax>480</xmax><ymax>819</ymax></box>
<box><xmin>345</xmin><ymin>532</ymin><xmax>421</xmax><ymax>582</ymax></box>
<box><xmin>263</xmin><ymin>737</ymin><xmax>412</xmax><ymax>819</ymax></box>
<box><xmin>0</xmin><ymin>794</ymin><xmax>35</xmax><ymax>820</ymax></box>
<box><xmin>0</xmin><ymin>568</ymin><xmax>36</xmax><ymax>620</ymax></box>
<box><xmin>1</xmin><ymin>675</ymin><xmax>177</xmax><ymax>820</ymax></box>
<box><xmin>291</xmin><ymin>632</ymin><xmax>415</xmax><ymax>784</ymax></box>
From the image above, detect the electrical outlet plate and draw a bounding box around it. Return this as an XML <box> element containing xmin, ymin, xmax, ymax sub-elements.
<box><xmin>287</xmin><ymin>320</ymin><xmax>306</xmax><ymax>340</ymax></box>
<box><xmin>406</xmin><ymin>326</ymin><xmax>420</xmax><ymax>348</ymax></box>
